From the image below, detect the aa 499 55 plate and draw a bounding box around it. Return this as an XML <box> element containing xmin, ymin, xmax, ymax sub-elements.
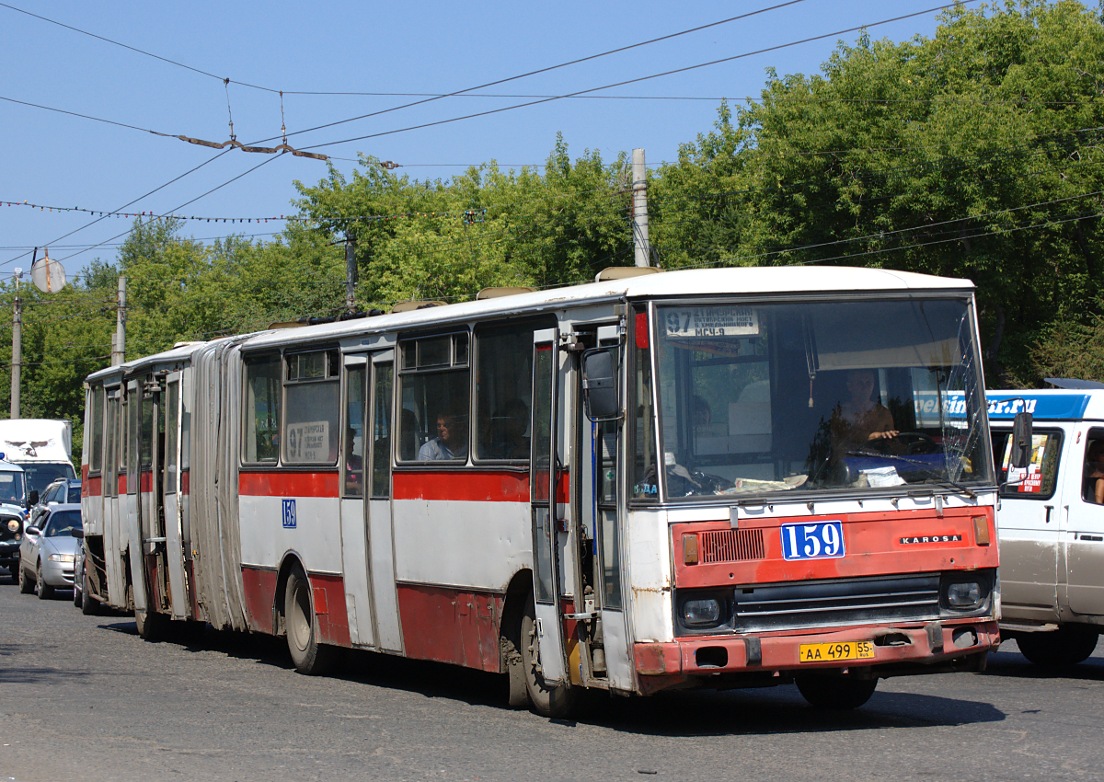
<box><xmin>799</xmin><ymin>640</ymin><xmax>875</xmax><ymax>663</ymax></box>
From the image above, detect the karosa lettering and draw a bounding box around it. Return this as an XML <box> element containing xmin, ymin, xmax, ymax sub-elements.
<box><xmin>899</xmin><ymin>534</ymin><xmax>963</xmax><ymax>545</ymax></box>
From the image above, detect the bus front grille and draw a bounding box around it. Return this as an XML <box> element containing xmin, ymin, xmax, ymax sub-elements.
<box><xmin>731</xmin><ymin>573</ymin><xmax>942</xmax><ymax>632</ymax></box>
<box><xmin>700</xmin><ymin>528</ymin><xmax>765</xmax><ymax>563</ymax></box>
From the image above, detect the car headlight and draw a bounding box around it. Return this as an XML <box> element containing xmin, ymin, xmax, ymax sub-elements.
<box><xmin>48</xmin><ymin>553</ymin><xmax>75</xmax><ymax>563</ymax></box>
<box><xmin>6</xmin><ymin>518</ymin><xmax>18</xmax><ymax>532</ymax></box>
<box><xmin>681</xmin><ymin>597</ymin><xmax>723</xmax><ymax>627</ymax></box>
<box><xmin>946</xmin><ymin>581</ymin><xmax>982</xmax><ymax>609</ymax></box>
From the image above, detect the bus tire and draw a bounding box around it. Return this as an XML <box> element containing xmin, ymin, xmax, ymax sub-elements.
<box><xmin>135</xmin><ymin>608</ymin><xmax>167</xmax><ymax>642</ymax></box>
<box><xmin>81</xmin><ymin>574</ymin><xmax>99</xmax><ymax>616</ymax></box>
<box><xmin>284</xmin><ymin>567</ymin><xmax>337</xmax><ymax>676</ymax></box>
<box><xmin>1016</xmin><ymin>626</ymin><xmax>1099</xmax><ymax>667</ymax></box>
<box><xmin>796</xmin><ymin>675</ymin><xmax>878</xmax><ymax>710</ymax></box>
<box><xmin>520</xmin><ymin>600</ymin><xmax>576</xmax><ymax>718</ymax></box>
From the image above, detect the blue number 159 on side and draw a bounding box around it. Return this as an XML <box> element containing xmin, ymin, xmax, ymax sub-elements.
<box><xmin>781</xmin><ymin>521</ymin><xmax>845</xmax><ymax>561</ymax></box>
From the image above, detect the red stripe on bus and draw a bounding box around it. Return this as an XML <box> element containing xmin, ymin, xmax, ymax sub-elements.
<box><xmin>393</xmin><ymin>470</ymin><xmax>529</xmax><ymax>502</ymax></box>
<box><xmin>239</xmin><ymin>471</ymin><xmax>340</xmax><ymax>497</ymax></box>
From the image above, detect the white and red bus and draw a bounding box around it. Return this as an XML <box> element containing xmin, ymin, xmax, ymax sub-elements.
<box><xmin>80</xmin><ymin>266</ymin><xmax>1000</xmax><ymax>714</ymax></box>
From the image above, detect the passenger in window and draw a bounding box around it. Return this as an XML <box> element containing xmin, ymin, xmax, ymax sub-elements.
<box><xmin>1085</xmin><ymin>441</ymin><xmax>1104</xmax><ymax>504</ymax></box>
<box><xmin>830</xmin><ymin>369</ymin><xmax>899</xmax><ymax>450</ymax></box>
<box><xmin>418</xmin><ymin>412</ymin><xmax>468</xmax><ymax>461</ymax></box>
<box><xmin>491</xmin><ymin>399</ymin><xmax>530</xmax><ymax>459</ymax></box>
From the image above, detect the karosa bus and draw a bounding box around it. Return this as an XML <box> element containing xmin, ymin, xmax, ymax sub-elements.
<box><xmin>80</xmin><ymin>266</ymin><xmax>1000</xmax><ymax>715</ymax></box>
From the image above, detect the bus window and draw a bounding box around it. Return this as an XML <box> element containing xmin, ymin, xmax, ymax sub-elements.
<box><xmin>284</xmin><ymin>350</ymin><xmax>340</xmax><ymax>465</ymax></box>
<box><xmin>398</xmin><ymin>332</ymin><xmax>470</xmax><ymax>463</ymax></box>
<box><xmin>474</xmin><ymin>321</ymin><xmax>547</xmax><ymax>461</ymax></box>
<box><xmin>243</xmin><ymin>355</ymin><xmax>281</xmax><ymax>464</ymax></box>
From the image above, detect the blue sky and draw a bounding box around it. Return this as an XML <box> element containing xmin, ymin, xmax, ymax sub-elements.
<box><xmin>1</xmin><ymin>1</ymin><xmax>984</xmax><ymax>283</ymax></box>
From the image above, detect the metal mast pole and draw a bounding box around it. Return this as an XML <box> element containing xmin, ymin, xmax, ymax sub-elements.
<box><xmin>112</xmin><ymin>276</ymin><xmax>127</xmax><ymax>366</ymax></box>
<box><xmin>632</xmin><ymin>148</ymin><xmax>651</xmax><ymax>268</ymax></box>
<box><xmin>10</xmin><ymin>270</ymin><xmax>21</xmax><ymax>418</ymax></box>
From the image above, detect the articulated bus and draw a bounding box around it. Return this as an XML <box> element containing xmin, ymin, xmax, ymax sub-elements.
<box><xmin>80</xmin><ymin>266</ymin><xmax>1000</xmax><ymax>715</ymax></box>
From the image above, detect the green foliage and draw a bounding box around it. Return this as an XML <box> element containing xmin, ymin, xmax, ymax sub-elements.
<box><xmin>11</xmin><ymin>0</ymin><xmax>1104</xmax><ymax>431</ymax></box>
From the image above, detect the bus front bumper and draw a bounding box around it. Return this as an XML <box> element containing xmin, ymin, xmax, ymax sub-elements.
<box><xmin>633</xmin><ymin>620</ymin><xmax>999</xmax><ymax>694</ymax></box>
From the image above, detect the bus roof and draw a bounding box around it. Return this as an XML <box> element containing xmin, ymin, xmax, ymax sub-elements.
<box><xmin>986</xmin><ymin>389</ymin><xmax>1104</xmax><ymax>422</ymax></box>
<box><xmin>86</xmin><ymin>266</ymin><xmax>975</xmax><ymax>380</ymax></box>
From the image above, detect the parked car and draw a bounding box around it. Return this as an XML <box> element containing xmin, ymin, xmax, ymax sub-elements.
<box><xmin>26</xmin><ymin>477</ymin><xmax>81</xmax><ymax>530</ymax></box>
<box><xmin>0</xmin><ymin>460</ymin><xmax>28</xmax><ymax>583</ymax></box>
<box><xmin>18</xmin><ymin>503</ymin><xmax>82</xmax><ymax>599</ymax></box>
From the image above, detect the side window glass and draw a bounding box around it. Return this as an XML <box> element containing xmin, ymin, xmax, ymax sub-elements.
<box><xmin>474</xmin><ymin>321</ymin><xmax>546</xmax><ymax>461</ymax></box>
<box><xmin>243</xmin><ymin>355</ymin><xmax>282</xmax><ymax>463</ymax></box>
<box><xmin>996</xmin><ymin>430</ymin><xmax>1062</xmax><ymax>499</ymax></box>
<box><xmin>398</xmin><ymin>333</ymin><xmax>470</xmax><ymax>464</ymax></box>
<box><xmin>284</xmin><ymin>351</ymin><xmax>340</xmax><ymax>465</ymax></box>
<box><xmin>1084</xmin><ymin>437</ymin><xmax>1104</xmax><ymax>504</ymax></box>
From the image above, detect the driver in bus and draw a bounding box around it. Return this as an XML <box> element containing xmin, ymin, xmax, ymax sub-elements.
<box><xmin>829</xmin><ymin>369</ymin><xmax>899</xmax><ymax>451</ymax></box>
<box><xmin>418</xmin><ymin>412</ymin><xmax>468</xmax><ymax>461</ymax></box>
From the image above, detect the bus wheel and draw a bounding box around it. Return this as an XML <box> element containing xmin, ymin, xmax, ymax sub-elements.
<box><xmin>1016</xmin><ymin>626</ymin><xmax>1099</xmax><ymax>667</ymax></box>
<box><xmin>81</xmin><ymin>574</ymin><xmax>99</xmax><ymax>616</ymax></box>
<box><xmin>520</xmin><ymin>601</ymin><xmax>576</xmax><ymax>718</ymax></box>
<box><xmin>284</xmin><ymin>567</ymin><xmax>337</xmax><ymax>676</ymax></box>
<box><xmin>796</xmin><ymin>675</ymin><xmax>878</xmax><ymax>709</ymax></box>
<box><xmin>135</xmin><ymin>608</ymin><xmax>167</xmax><ymax>641</ymax></box>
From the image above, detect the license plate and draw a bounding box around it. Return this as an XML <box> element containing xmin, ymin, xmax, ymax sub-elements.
<box><xmin>799</xmin><ymin>640</ymin><xmax>875</xmax><ymax>663</ymax></box>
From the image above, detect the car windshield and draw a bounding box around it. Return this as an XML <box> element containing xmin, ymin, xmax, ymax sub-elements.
<box><xmin>634</xmin><ymin>297</ymin><xmax>992</xmax><ymax>501</ymax></box>
<box><xmin>0</xmin><ymin>470</ymin><xmax>24</xmax><ymax>504</ymax></box>
<box><xmin>44</xmin><ymin>510</ymin><xmax>81</xmax><ymax>537</ymax></box>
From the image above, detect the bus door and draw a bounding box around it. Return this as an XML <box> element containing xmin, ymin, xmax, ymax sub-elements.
<box><xmin>529</xmin><ymin>330</ymin><xmax>568</xmax><ymax>684</ymax></box>
<box><xmin>124</xmin><ymin>379</ymin><xmax>149</xmax><ymax>615</ymax></box>
<box><xmin>102</xmin><ymin>386</ymin><xmax>127</xmax><ymax>605</ymax></box>
<box><xmin>340</xmin><ymin>355</ymin><xmax>375</xmax><ymax>647</ymax></box>
<box><xmin>577</xmin><ymin>324</ymin><xmax>634</xmax><ymax>692</ymax></box>
<box><xmin>161</xmin><ymin>372</ymin><xmax>189</xmax><ymax>619</ymax></box>
<box><xmin>367</xmin><ymin>350</ymin><xmax>403</xmax><ymax>652</ymax></box>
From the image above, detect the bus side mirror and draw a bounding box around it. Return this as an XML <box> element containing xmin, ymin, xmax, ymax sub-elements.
<box><xmin>582</xmin><ymin>348</ymin><xmax>620</xmax><ymax>422</ymax></box>
<box><xmin>1009</xmin><ymin>411</ymin><xmax>1033</xmax><ymax>470</ymax></box>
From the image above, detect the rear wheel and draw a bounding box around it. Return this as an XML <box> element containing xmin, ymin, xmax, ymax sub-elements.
<box><xmin>520</xmin><ymin>599</ymin><xmax>576</xmax><ymax>718</ymax></box>
<box><xmin>1016</xmin><ymin>626</ymin><xmax>1099</xmax><ymax>667</ymax></box>
<box><xmin>284</xmin><ymin>567</ymin><xmax>337</xmax><ymax>675</ymax></box>
<box><xmin>35</xmin><ymin>562</ymin><xmax>53</xmax><ymax>600</ymax></box>
<box><xmin>796</xmin><ymin>675</ymin><xmax>878</xmax><ymax>710</ymax></box>
<box><xmin>81</xmin><ymin>573</ymin><xmax>99</xmax><ymax>616</ymax></box>
<box><xmin>135</xmin><ymin>608</ymin><xmax>167</xmax><ymax>641</ymax></box>
<box><xmin>18</xmin><ymin>562</ymin><xmax>34</xmax><ymax>594</ymax></box>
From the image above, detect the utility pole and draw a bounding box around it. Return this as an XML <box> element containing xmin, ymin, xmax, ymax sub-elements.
<box><xmin>10</xmin><ymin>268</ymin><xmax>21</xmax><ymax>418</ymax></box>
<box><xmin>344</xmin><ymin>234</ymin><xmax>357</xmax><ymax>316</ymax></box>
<box><xmin>632</xmin><ymin>148</ymin><xmax>651</xmax><ymax>268</ymax></box>
<box><xmin>112</xmin><ymin>276</ymin><xmax>127</xmax><ymax>366</ymax></box>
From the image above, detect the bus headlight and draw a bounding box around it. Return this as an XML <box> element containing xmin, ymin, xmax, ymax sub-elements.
<box><xmin>681</xmin><ymin>598</ymin><xmax>722</xmax><ymax>627</ymax></box>
<box><xmin>946</xmin><ymin>581</ymin><xmax>982</xmax><ymax>609</ymax></box>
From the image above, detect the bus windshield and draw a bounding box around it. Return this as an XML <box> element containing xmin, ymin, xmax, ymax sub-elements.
<box><xmin>638</xmin><ymin>296</ymin><xmax>991</xmax><ymax>500</ymax></box>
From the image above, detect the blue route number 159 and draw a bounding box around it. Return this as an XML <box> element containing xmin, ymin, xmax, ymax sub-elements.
<box><xmin>781</xmin><ymin>520</ymin><xmax>845</xmax><ymax>561</ymax></box>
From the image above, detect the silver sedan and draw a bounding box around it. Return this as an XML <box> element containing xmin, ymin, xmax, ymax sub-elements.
<box><xmin>18</xmin><ymin>503</ymin><xmax>82</xmax><ymax>599</ymax></box>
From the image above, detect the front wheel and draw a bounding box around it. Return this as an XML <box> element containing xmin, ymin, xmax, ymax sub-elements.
<box><xmin>284</xmin><ymin>567</ymin><xmax>337</xmax><ymax>675</ymax></box>
<box><xmin>35</xmin><ymin>562</ymin><xmax>53</xmax><ymax>600</ymax></box>
<box><xmin>520</xmin><ymin>600</ymin><xmax>576</xmax><ymax>718</ymax></box>
<box><xmin>1016</xmin><ymin>626</ymin><xmax>1099</xmax><ymax>667</ymax></box>
<box><xmin>796</xmin><ymin>675</ymin><xmax>878</xmax><ymax>710</ymax></box>
<box><xmin>18</xmin><ymin>562</ymin><xmax>34</xmax><ymax>594</ymax></box>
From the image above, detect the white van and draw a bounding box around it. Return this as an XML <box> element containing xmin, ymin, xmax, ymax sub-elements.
<box><xmin>987</xmin><ymin>387</ymin><xmax>1104</xmax><ymax>666</ymax></box>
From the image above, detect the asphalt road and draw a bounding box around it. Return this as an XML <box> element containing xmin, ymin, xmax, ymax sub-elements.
<box><xmin>2</xmin><ymin>573</ymin><xmax>1103</xmax><ymax>782</ymax></box>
